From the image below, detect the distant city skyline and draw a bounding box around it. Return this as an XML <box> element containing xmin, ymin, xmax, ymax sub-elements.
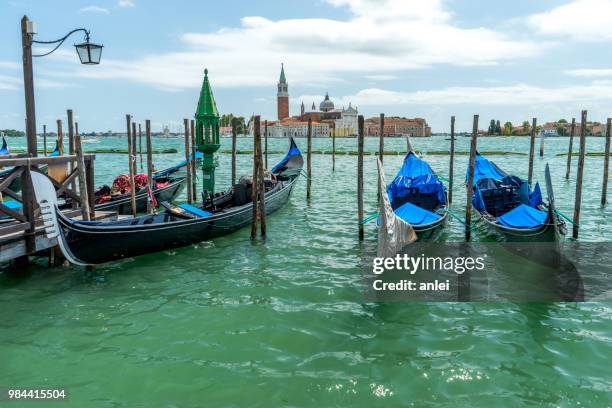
<box><xmin>2</xmin><ymin>0</ymin><xmax>612</xmax><ymax>133</ymax></box>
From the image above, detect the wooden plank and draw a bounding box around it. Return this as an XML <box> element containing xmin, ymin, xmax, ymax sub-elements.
<box><xmin>0</xmin><ymin>154</ymin><xmax>92</xmax><ymax>167</ymax></box>
<box><xmin>146</xmin><ymin>120</ymin><xmax>153</xmax><ymax>214</ymax></box>
<box><xmin>0</xmin><ymin>202</ymin><xmax>27</xmax><ymax>222</ymax></box>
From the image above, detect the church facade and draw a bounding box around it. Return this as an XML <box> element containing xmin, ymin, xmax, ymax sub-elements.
<box><xmin>249</xmin><ymin>65</ymin><xmax>358</xmax><ymax>138</ymax></box>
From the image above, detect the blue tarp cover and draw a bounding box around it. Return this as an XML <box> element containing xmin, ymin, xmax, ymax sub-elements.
<box><xmin>387</xmin><ymin>152</ymin><xmax>446</xmax><ymax>205</ymax></box>
<box><xmin>178</xmin><ymin>203</ymin><xmax>212</xmax><ymax>218</ymax></box>
<box><xmin>468</xmin><ymin>153</ymin><xmax>508</xmax><ymax>185</ymax></box>
<box><xmin>394</xmin><ymin>201</ymin><xmax>441</xmax><ymax>225</ymax></box>
<box><xmin>497</xmin><ymin>204</ymin><xmax>548</xmax><ymax>229</ymax></box>
<box><xmin>272</xmin><ymin>139</ymin><xmax>301</xmax><ymax>174</ymax></box>
<box><xmin>529</xmin><ymin>182</ymin><xmax>543</xmax><ymax>207</ymax></box>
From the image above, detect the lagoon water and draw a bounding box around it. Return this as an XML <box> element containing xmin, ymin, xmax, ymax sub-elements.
<box><xmin>1</xmin><ymin>135</ymin><xmax>611</xmax><ymax>406</ymax></box>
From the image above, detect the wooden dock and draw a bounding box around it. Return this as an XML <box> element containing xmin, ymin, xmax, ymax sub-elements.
<box><xmin>0</xmin><ymin>153</ymin><xmax>116</xmax><ymax>266</ymax></box>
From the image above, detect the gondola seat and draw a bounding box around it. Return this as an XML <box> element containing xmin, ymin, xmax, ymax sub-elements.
<box><xmin>177</xmin><ymin>204</ymin><xmax>213</xmax><ymax>218</ymax></box>
<box><xmin>394</xmin><ymin>201</ymin><xmax>441</xmax><ymax>225</ymax></box>
<box><xmin>496</xmin><ymin>204</ymin><xmax>547</xmax><ymax>229</ymax></box>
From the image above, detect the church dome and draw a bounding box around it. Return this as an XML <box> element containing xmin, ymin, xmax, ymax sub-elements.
<box><xmin>319</xmin><ymin>92</ymin><xmax>335</xmax><ymax>112</ymax></box>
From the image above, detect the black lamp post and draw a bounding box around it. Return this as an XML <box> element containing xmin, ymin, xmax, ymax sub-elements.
<box><xmin>21</xmin><ymin>15</ymin><xmax>103</xmax><ymax>156</ymax></box>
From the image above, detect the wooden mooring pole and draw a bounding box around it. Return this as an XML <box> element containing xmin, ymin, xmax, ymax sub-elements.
<box><xmin>56</xmin><ymin>119</ymin><xmax>63</xmax><ymax>154</ymax></box>
<box><xmin>139</xmin><ymin>123</ymin><xmax>143</xmax><ymax>172</ymax></box>
<box><xmin>190</xmin><ymin>119</ymin><xmax>196</xmax><ymax>200</ymax></box>
<box><xmin>74</xmin><ymin>131</ymin><xmax>91</xmax><ymax>221</ymax></box>
<box><xmin>332</xmin><ymin>126</ymin><xmax>336</xmax><ymax>172</ymax></box>
<box><xmin>264</xmin><ymin>120</ymin><xmax>268</xmax><ymax>169</ymax></box>
<box><xmin>378</xmin><ymin>113</ymin><xmax>384</xmax><ymax>198</ymax></box>
<box><xmin>251</xmin><ymin>115</ymin><xmax>265</xmax><ymax>239</ymax></box>
<box><xmin>132</xmin><ymin>122</ymin><xmax>137</xmax><ymax>176</ymax></box>
<box><xmin>307</xmin><ymin>117</ymin><xmax>312</xmax><ymax>201</ymax></box>
<box><xmin>146</xmin><ymin>119</ymin><xmax>154</xmax><ymax>214</ymax></box>
<box><xmin>528</xmin><ymin>117</ymin><xmax>537</xmax><ymax>186</ymax></box>
<box><xmin>573</xmin><ymin>110</ymin><xmax>587</xmax><ymax>239</ymax></box>
<box><xmin>449</xmin><ymin>115</ymin><xmax>455</xmax><ymax>205</ymax></box>
<box><xmin>184</xmin><ymin>118</ymin><xmax>193</xmax><ymax>204</ymax></box>
<box><xmin>43</xmin><ymin>124</ymin><xmax>47</xmax><ymax>156</ymax></box>
<box><xmin>231</xmin><ymin>118</ymin><xmax>237</xmax><ymax>186</ymax></box>
<box><xmin>357</xmin><ymin>115</ymin><xmax>364</xmax><ymax>241</ymax></box>
<box><xmin>601</xmin><ymin>118</ymin><xmax>611</xmax><ymax>205</ymax></box>
<box><xmin>539</xmin><ymin>125</ymin><xmax>545</xmax><ymax>157</ymax></box>
<box><xmin>126</xmin><ymin>114</ymin><xmax>136</xmax><ymax>216</ymax></box>
<box><xmin>565</xmin><ymin>118</ymin><xmax>576</xmax><ymax>179</ymax></box>
<box><xmin>465</xmin><ymin>115</ymin><xmax>479</xmax><ymax>241</ymax></box>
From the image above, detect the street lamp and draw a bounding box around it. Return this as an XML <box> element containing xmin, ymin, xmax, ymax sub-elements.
<box><xmin>21</xmin><ymin>15</ymin><xmax>103</xmax><ymax>156</ymax></box>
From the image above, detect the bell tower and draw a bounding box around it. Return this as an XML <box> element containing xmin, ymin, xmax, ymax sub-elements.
<box><xmin>277</xmin><ymin>63</ymin><xmax>289</xmax><ymax>120</ymax></box>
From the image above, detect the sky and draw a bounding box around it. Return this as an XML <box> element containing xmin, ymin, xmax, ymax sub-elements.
<box><xmin>1</xmin><ymin>0</ymin><xmax>612</xmax><ymax>132</ymax></box>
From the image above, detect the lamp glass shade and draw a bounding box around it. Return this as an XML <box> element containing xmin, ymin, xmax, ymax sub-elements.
<box><xmin>74</xmin><ymin>41</ymin><xmax>103</xmax><ymax>65</ymax></box>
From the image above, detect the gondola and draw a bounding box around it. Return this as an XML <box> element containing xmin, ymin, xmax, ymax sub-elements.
<box><xmin>376</xmin><ymin>147</ymin><xmax>448</xmax><ymax>257</ymax></box>
<box><xmin>83</xmin><ymin>153</ymin><xmax>200</xmax><ymax>215</ymax></box>
<box><xmin>32</xmin><ymin>138</ymin><xmax>304</xmax><ymax>265</ymax></box>
<box><xmin>91</xmin><ymin>175</ymin><xmax>186</xmax><ymax>214</ymax></box>
<box><xmin>468</xmin><ymin>152</ymin><xmax>565</xmax><ymax>242</ymax></box>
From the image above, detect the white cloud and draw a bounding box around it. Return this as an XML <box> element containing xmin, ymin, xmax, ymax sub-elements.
<box><xmin>565</xmin><ymin>68</ymin><xmax>612</xmax><ymax>77</ymax></box>
<box><xmin>0</xmin><ymin>74</ymin><xmax>21</xmax><ymax>90</ymax></box>
<box><xmin>527</xmin><ymin>0</ymin><xmax>612</xmax><ymax>41</ymax></box>
<box><xmin>57</xmin><ymin>0</ymin><xmax>538</xmax><ymax>90</ymax></box>
<box><xmin>0</xmin><ymin>61</ymin><xmax>20</xmax><ymax>70</ymax></box>
<box><xmin>364</xmin><ymin>74</ymin><xmax>397</xmax><ymax>81</ymax></box>
<box><xmin>118</xmin><ymin>0</ymin><xmax>135</xmax><ymax>7</ymax></box>
<box><xmin>80</xmin><ymin>5</ymin><xmax>110</xmax><ymax>14</ymax></box>
<box><xmin>308</xmin><ymin>81</ymin><xmax>612</xmax><ymax>107</ymax></box>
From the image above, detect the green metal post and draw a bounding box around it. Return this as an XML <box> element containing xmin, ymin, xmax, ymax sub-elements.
<box><xmin>195</xmin><ymin>68</ymin><xmax>221</xmax><ymax>198</ymax></box>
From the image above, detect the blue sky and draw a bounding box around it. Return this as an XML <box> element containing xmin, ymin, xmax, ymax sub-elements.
<box><xmin>1</xmin><ymin>0</ymin><xmax>612</xmax><ymax>132</ymax></box>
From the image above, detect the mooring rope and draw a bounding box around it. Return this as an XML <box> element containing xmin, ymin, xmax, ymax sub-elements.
<box><xmin>360</xmin><ymin>211</ymin><xmax>379</xmax><ymax>224</ymax></box>
<box><xmin>555</xmin><ymin>209</ymin><xmax>579</xmax><ymax>227</ymax></box>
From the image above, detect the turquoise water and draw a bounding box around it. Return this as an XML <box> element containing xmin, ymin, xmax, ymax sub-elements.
<box><xmin>1</xmin><ymin>135</ymin><xmax>611</xmax><ymax>407</ymax></box>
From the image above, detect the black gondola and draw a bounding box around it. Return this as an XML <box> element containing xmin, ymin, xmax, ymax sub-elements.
<box><xmin>32</xmin><ymin>138</ymin><xmax>304</xmax><ymax>265</ymax></box>
<box><xmin>468</xmin><ymin>152</ymin><xmax>565</xmax><ymax>242</ymax></box>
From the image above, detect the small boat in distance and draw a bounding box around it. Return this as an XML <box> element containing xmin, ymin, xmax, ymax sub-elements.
<box><xmin>468</xmin><ymin>152</ymin><xmax>565</xmax><ymax>242</ymax></box>
<box><xmin>32</xmin><ymin>138</ymin><xmax>304</xmax><ymax>265</ymax></box>
<box><xmin>377</xmin><ymin>146</ymin><xmax>448</xmax><ymax>256</ymax></box>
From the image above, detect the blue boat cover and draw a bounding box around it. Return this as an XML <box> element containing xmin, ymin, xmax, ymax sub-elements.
<box><xmin>394</xmin><ymin>201</ymin><xmax>441</xmax><ymax>225</ymax></box>
<box><xmin>387</xmin><ymin>152</ymin><xmax>446</xmax><ymax>206</ymax></box>
<box><xmin>497</xmin><ymin>204</ymin><xmax>548</xmax><ymax>229</ymax></box>
<box><xmin>529</xmin><ymin>182</ymin><xmax>543</xmax><ymax>207</ymax></box>
<box><xmin>178</xmin><ymin>203</ymin><xmax>212</xmax><ymax>218</ymax></box>
<box><xmin>467</xmin><ymin>153</ymin><xmax>508</xmax><ymax>185</ymax></box>
<box><xmin>0</xmin><ymin>136</ymin><xmax>9</xmax><ymax>155</ymax></box>
<box><xmin>272</xmin><ymin>138</ymin><xmax>301</xmax><ymax>174</ymax></box>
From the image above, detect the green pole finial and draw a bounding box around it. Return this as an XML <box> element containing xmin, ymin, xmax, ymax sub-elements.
<box><xmin>195</xmin><ymin>68</ymin><xmax>220</xmax><ymax>196</ymax></box>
